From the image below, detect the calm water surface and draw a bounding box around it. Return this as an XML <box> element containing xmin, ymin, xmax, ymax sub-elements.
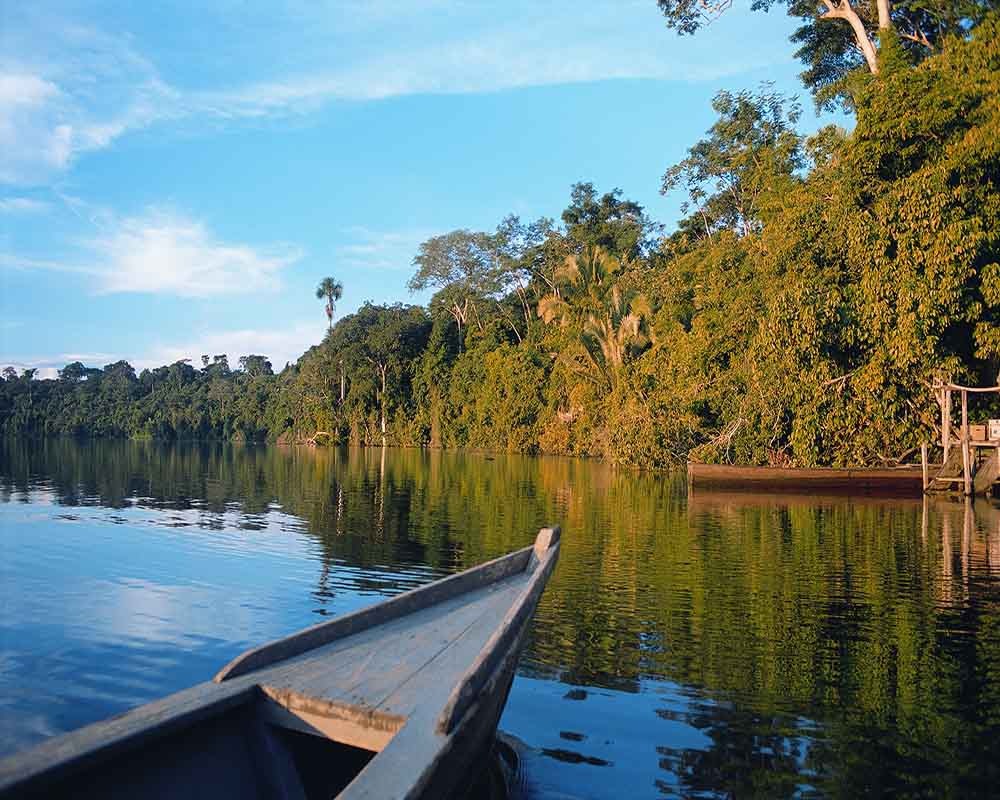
<box><xmin>2</xmin><ymin>440</ymin><xmax>1000</xmax><ymax>798</ymax></box>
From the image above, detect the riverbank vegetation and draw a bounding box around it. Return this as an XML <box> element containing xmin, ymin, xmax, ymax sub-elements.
<box><xmin>3</xmin><ymin>10</ymin><xmax>999</xmax><ymax>468</ymax></box>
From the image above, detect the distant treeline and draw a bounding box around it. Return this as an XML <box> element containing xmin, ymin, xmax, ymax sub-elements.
<box><xmin>3</xmin><ymin>18</ymin><xmax>999</xmax><ymax>467</ymax></box>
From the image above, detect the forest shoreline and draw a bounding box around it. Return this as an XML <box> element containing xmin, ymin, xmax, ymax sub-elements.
<box><xmin>3</xmin><ymin>18</ymin><xmax>999</xmax><ymax>472</ymax></box>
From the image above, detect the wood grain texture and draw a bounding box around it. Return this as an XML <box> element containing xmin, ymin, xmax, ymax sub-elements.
<box><xmin>339</xmin><ymin>620</ymin><xmax>534</xmax><ymax>799</ymax></box>
<box><xmin>437</xmin><ymin>527</ymin><xmax>560</xmax><ymax>734</ymax></box>
<box><xmin>215</xmin><ymin>546</ymin><xmax>532</xmax><ymax>682</ymax></box>
<box><xmin>252</xmin><ymin>575</ymin><xmax>530</xmax><ymax>739</ymax></box>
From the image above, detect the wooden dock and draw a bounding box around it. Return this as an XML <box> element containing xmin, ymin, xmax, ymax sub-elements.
<box><xmin>923</xmin><ymin>382</ymin><xmax>1000</xmax><ymax>497</ymax></box>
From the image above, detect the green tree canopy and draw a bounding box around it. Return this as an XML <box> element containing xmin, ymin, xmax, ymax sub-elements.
<box><xmin>655</xmin><ymin>0</ymin><xmax>994</xmax><ymax>107</ymax></box>
<box><xmin>661</xmin><ymin>85</ymin><xmax>804</xmax><ymax>239</ymax></box>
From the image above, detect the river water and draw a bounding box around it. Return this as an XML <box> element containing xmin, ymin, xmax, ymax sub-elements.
<box><xmin>1</xmin><ymin>440</ymin><xmax>999</xmax><ymax>798</ymax></box>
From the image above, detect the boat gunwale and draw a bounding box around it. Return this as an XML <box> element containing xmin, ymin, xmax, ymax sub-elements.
<box><xmin>338</xmin><ymin>527</ymin><xmax>561</xmax><ymax>799</ymax></box>
<box><xmin>215</xmin><ymin>543</ymin><xmax>534</xmax><ymax>682</ymax></box>
<box><xmin>436</xmin><ymin>526</ymin><xmax>560</xmax><ymax>734</ymax></box>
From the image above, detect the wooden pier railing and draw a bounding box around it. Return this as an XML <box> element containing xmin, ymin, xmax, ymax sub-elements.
<box><xmin>924</xmin><ymin>382</ymin><xmax>1000</xmax><ymax>497</ymax></box>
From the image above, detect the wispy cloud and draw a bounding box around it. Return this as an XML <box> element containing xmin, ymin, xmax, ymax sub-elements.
<box><xmin>0</xmin><ymin>18</ymin><xmax>176</xmax><ymax>184</ymax></box>
<box><xmin>188</xmin><ymin>25</ymin><xmax>769</xmax><ymax>117</ymax></box>
<box><xmin>0</xmin><ymin>3</ymin><xmax>789</xmax><ymax>184</ymax></box>
<box><xmin>335</xmin><ymin>227</ymin><xmax>431</xmax><ymax>272</ymax></box>
<box><xmin>0</xmin><ymin>253</ymin><xmax>91</xmax><ymax>275</ymax></box>
<box><xmin>140</xmin><ymin>320</ymin><xmax>323</xmax><ymax>371</ymax></box>
<box><xmin>0</xmin><ymin>69</ymin><xmax>168</xmax><ymax>184</ymax></box>
<box><xmin>0</xmin><ymin>196</ymin><xmax>49</xmax><ymax>213</ymax></box>
<box><xmin>0</xmin><ymin>207</ymin><xmax>302</xmax><ymax>296</ymax></box>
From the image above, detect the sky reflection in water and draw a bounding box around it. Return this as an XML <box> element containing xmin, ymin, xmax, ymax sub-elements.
<box><xmin>2</xmin><ymin>440</ymin><xmax>1000</xmax><ymax>798</ymax></box>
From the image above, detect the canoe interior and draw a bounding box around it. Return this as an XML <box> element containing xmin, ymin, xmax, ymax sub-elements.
<box><xmin>22</xmin><ymin>701</ymin><xmax>374</xmax><ymax>800</ymax></box>
<box><xmin>0</xmin><ymin>528</ymin><xmax>561</xmax><ymax>800</ymax></box>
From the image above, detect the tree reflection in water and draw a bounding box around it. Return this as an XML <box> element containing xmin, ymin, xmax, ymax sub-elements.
<box><xmin>2</xmin><ymin>439</ymin><xmax>1000</xmax><ymax>797</ymax></box>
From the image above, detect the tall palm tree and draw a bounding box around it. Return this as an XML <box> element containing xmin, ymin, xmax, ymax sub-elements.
<box><xmin>580</xmin><ymin>286</ymin><xmax>651</xmax><ymax>390</ymax></box>
<box><xmin>316</xmin><ymin>277</ymin><xmax>343</xmax><ymax>331</ymax></box>
<box><xmin>537</xmin><ymin>246</ymin><xmax>650</xmax><ymax>390</ymax></box>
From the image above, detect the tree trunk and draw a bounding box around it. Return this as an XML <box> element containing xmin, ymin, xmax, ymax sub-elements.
<box><xmin>822</xmin><ymin>0</ymin><xmax>880</xmax><ymax>74</ymax></box>
<box><xmin>876</xmin><ymin>0</ymin><xmax>892</xmax><ymax>30</ymax></box>
<box><xmin>451</xmin><ymin>303</ymin><xmax>465</xmax><ymax>352</ymax></box>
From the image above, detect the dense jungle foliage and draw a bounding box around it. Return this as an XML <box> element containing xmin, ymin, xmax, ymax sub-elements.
<box><xmin>3</xmin><ymin>14</ymin><xmax>999</xmax><ymax>468</ymax></box>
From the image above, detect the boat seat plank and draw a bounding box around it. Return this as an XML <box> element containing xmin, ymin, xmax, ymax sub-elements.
<box><xmin>215</xmin><ymin>548</ymin><xmax>533</xmax><ymax>681</ymax></box>
<box><xmin>254</xmin><ymin>572</ymin><xmax>532</xmax><ymax>726</ymax></box>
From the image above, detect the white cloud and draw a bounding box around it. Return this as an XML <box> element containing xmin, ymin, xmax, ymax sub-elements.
<box><xmin>2</xmin><ymin>321</ymin><xmax>321</xmax><ymax>377</ymax></box>
<box><xmin>335</xmin><ymin>227</ymin><xmax>431</xmax><ymax>272</ymax></box>
<box><xmin>0</xmin><ymin>361</ymin><xmax>61</xmax><ymax>380</ymax></box>
<box><xmin>84</xmin><ymin>209</ymin><xmax>301</xmax><ymax>296</ymax></box>
<box><xmin>0</xmin><ymin>73</ymin><xmax>58</xmax><ymax>107</ymax></box>
<box><xmin>140</xmin><ymin>320</ymin><xmax>323</xmax><ymax>371</ymax></box>
<box><xmin>0</xmin><ymin>17</ymin><xmax>176</xmax><ymax>184</ymax></box>
<box><xmin>0</xmin><ymin>253</ymin><xmax>90</xmax><ymax>274</ymax></box>
<box><xmin>190</xmin><ymin>24</ymin><xmax>770</xmax><ymax>117</ymax></box>
<box><xmin>0</xmin><ymin>196</ymin><xmax>49</xmax><ymax>213</ymax></box>
<box><xmin>1</xmin><ymin>207</ymin><xmax>302</xmax><ymax>296</ymax></box>
<box><xmin>0</xmin><ymin>73</ymin><xmax>69</xmax><ymax>181</ymax></box>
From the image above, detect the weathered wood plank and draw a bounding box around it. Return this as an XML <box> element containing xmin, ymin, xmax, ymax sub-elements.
<box><xmin>293</xmin><ymin>586</ymin><xmax>515</xmax><ymax>709</ymax></box>
<box><xmin>215</xmin><ymin>546</ymin><xmax>531</xmax><ymax>681</ymax></box>
<box><xmin>437</xmin><ymin>527</ymin><xmax>560</xmax><ymax>734</ymax></box>
<box><xmin>974</xmin><ymin>450</ymin><xmax>1000</xmax><ymax>494</ymax></box>
<box><xmin>255</xmin><ymin>577</ymin><xmax>525</xmax><ymax>710</ymax></box>
<box><xmin>341</xmin><ymin>620</ymin><xmax>534</xmax><ymax>799</ymax></box>
<box><xmin>373</xmin><ymin>577</ymin><xmax>533</xmax><ymax>722</ymax></box>
<box><xmin>256</xmin><ymin>694</ymin><xmax>401</xmax><ymax>753</ymax></box>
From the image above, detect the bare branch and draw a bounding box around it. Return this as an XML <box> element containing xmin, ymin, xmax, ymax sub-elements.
<box><xmin>899</xmin><ymin>29</ymin><xmax>933</xmax><ymax>49</ymax></box>
<box><xmin>696</xmin><ymin>0</ymin><xmax>734</xmax><ymax>22</ymax></box>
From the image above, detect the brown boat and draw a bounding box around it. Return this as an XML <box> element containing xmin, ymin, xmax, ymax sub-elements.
<box><xmin>688</xmin><ymin>462</ymin><xmax>925</xmax><ymax>496</ymax></box>
<box><xmin>0</xmin><ymin>527</ymin><xmax>561</xmax><ymax>799</ymax></box>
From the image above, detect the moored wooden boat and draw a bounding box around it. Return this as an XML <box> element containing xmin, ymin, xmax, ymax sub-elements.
<box><xmin>688</xmin><ymin>462</ymin><xmax>926</xmax><ymax>497</ymax></box>
<box><xmin>0</xmin><ymin>527</ymin><xmax>561</xmax><ymax>800</ymax></box>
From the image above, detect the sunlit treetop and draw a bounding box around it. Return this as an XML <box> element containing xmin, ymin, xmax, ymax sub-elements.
<box><xmin>655</xmin><ymin>0</ymin><xmax>995</xmax><ymax>108</ymax></box>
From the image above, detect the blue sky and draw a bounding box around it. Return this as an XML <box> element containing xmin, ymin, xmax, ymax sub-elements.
<box><xmin>1</xmin><ymin>1</ymin><xmax>836</xmax><ymax>376</ymax></box>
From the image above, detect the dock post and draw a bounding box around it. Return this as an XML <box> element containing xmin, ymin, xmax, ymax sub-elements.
<box><xmin>961</xmin><ymin>389</ymin><xmax>969</xmax><ymax>442</ymax></box>
<box><xmin>921</xmin><ymin>443</ymin><xmax>929</xmax><ymax>491</ymax></box>
<box><xmin>943</xmin><ymin>388</ymin><xmax>952</xmax><ymax>464</ymax></box>
<box><xmin>962</xmin><ymin>437</ymin><xmax>972</xmax><ymax>496</ymax></box>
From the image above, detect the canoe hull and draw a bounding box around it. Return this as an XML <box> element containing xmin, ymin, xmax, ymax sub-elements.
<box><xmin>688</xmin><ymin>462</ymin><xmax>925</xmax><ymax>497</ymax></box>
<box><xmin>0</xmin><ymin>528</ymin><xmax>561</xmax><ymax>800</ymax></box>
